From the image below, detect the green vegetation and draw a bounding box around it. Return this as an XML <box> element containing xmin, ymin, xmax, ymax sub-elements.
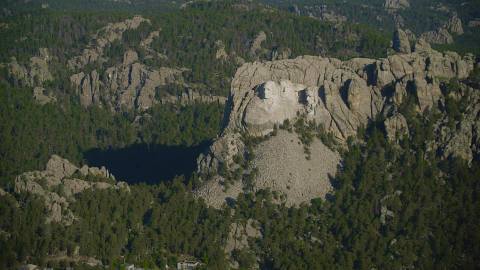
<box><xmin>231</xmin><ymin>107</ymin><xmax>479</xmax><ymax>269</ymax></box>
<box><xmin>0</xmin><ymin>179</ymin><xmax>230</xmax><ymax>269</ymax></box>
<box><xmin>0</xmin><ymin>1</ymin><xmax>479</xmax><ymax>269</ymax></box>
<box><xmin>1</xmin><ymin>83</ymin><xmax>479</xmax><ymax>269</ymax></box>
<box><xmin>0</xmin><ymin>83</ymin><xmax>223</xmax><ymax>188</ymax></box>
<box><xmin>1</xmin><ymin>2</ymin><xmax>391</xmax><ymax>98</ymax></box>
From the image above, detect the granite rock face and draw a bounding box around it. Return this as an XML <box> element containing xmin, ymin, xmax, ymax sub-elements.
<box><xmin>222</xmin><ymin>48</ymin><xmax>473</xmax><ymax>139</ymax></box>
<box><xmin>420</xmin><ymin>27</ymin><xmax>453</xmax><ymax>44</ymax></box>
<box><xmin>195</xmin><ymin>41</ymin><xmax>477</xmax><ymax>208</ymax></box>
<box><xmin>384</xmin><ymin>113</ymin><xmax>409</xmax><ymax>141</ymax></box>
<box><xmin>8</xmin><ymin>48</ymin><xmax>53</xmax><ymax>88</ymax></box>
<box><xmin>392</xmin><ymin>28</ymin><xmax>412</xmax><ymax>53</ymax></box>
<box><xmin>68</xmin><ymin>16</ymin><xmax>225</xmax><ymax>111</ymax></box>
<box><xmin>68</xmin><ymin>15</ymin><xmax>150</xmax><ymax>70</ymax></box>
<box><xmin>33</xmin><ymin>87</ymin><xmax>56</xmax><ymax>105</ymax></box>
<box><xmin>445</xmin><ymin>15</ymin><xmax>464</xmax><ymax>35</ymax></box>
<box><xmin>70</xmin><ymin>50</ymin><xmax>186</xmax><ymax>110</ymax></box>
<box><xmin>384</xmin><ymin>0</ymin><xmax>410</xmax><ymax>11</ymax></box>
<box><xmin>433</xmin><ymin>88</ymin><xmax>480</xmax><ymax>163</ymax></box>
<box><xmin>420</xmin><ymin>15</ymin><xmax>464</xmax><ymax>45</ymax></box>
<box><xmin>250</xmin><ymin>31</ymin><xmax>267</xmax><ymax>57</ymax></box>
<box><xmin>14</xmin><ymin>155</ymin><xmax>128</xmax><ymax>225</ymax></box>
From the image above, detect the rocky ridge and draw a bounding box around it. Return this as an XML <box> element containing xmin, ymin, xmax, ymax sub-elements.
<box><xmin>14</xmin><ymin>155</ymin><xmax>129</xmax><ymax>225</ymax></box>
<box><xmin>420</xmin><ymin>15</ymin><xmax>464</xmax><ymax>45</ymax></box>
<box><xmin>194</xmin><ymin>37</ymin><xmax>478</xmax><ymax>208</ymax></box>
<box><xmin>384</xmin><ymin>0</ymin><xmax>410</xmax><ymax>11</ymax></box>
<box><xmin>68</xmin><ymin>15</ymin><xmax>150</xmax><ymax>70</ymax></box>
<box><xmin>68</xmin><ymin>16</ymin><xmax>226</xmax><ymax>111</ymax></box>
<box><xmin>7</xmin><ymin>48</ymin><xmax>53</xmax><ymax>89</ymax></box>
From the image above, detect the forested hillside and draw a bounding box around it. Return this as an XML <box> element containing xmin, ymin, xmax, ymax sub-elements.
<box><xmin>0</xmin><ymin>1</ymin><xmax>479</xmax><ymax>269</ymax></box>
<box><xmin>1</xmin><ymin>90</ymin><xmax>479</xmax><ymax>269</ymax></box>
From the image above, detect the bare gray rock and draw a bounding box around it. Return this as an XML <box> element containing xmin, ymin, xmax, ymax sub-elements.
<box><xmin>384</xmin><ymin>0</ymin><xmax>410</xmax><ymax>11</ymax></box>
<box><xmin>225</xmin><ymin>219</ymin><xmax>261</xmax><ymax>254</ymax></box>
<box><xmin>70</xmin><ymin>49</ymin><xmax>186</xmax><ymax>110</ymax></box>
<box><xmin>14</xmin><ymin>155</ymin><xmax>128</xmax><ymax>225</ymax></box>
<box><xmin>468</xmin><ymin>19</ymin><xmax>480</xmax><ymax>28</ymax></box>
<box><xmin>384</xmin><ymin>113</ymin><xmax>409</xmax><ymax>141</ymax></box>
<box><xmin>420</xmin><ymin>15</ymin><xmax>464</xmax><ymax>45</ymax></box>
<box><xmin>68</xmin><ymin>16</ymin><xmax>150</xmax><ymax>70</ymax></box>
<box><xmin>33</xmin><ymin>87</ymin><xmax>56</xmax><ymax>105</ymax></box>
<box><xmin>253</xmin><ymin>131</ymin><xmax>340</xmax><ymax>206</ymax></box>
<box><xmin>46</xmin><ymin>155</ymin><xmax>78</xmax><ymax>179</ymax></box>
<box><xmin>393</xmin><ymin>28</ymin><xmax>412</xmax><ymax>53</ymax></box>
<box><xmin>215</xmin><ymin>40</ymin><xmax>229</xmax><ymax>61</ymax></box>
<box><xmin>159</xmin><ymin>88</ymin><xmax>227</xmax><ymax>105</ymax></box>
<box><xmin>8</xmin><ymin>48</ymin><xmax>53</xmax><ymax>88</ymax></box>
<box><xmin>195</xmin><ymin>45</ymin><xmax>476</xmax><ymax>208</ymax></box>
<box><xmin>413</xmin><ymin>38</ymin><xmax>432</xmax><ymax>53</ymax></box>
<box><xmin>445</xmin><ymin>15</ymin><xmax>464</xmax><ymax>35</ymax></box>
<box><xmin>421</xmin><ymin>27</ymin><xmax>453</xmax><ymax>44</ymax></box>
<box><xmin>250</xmin><ymin>31</ymin><xmax>267</xmax><ymax>56</ymax></box>
<box><xmin>433</xmin><ymin>88</ymin><xmax>480</xmax><ymax>163</ymax></box>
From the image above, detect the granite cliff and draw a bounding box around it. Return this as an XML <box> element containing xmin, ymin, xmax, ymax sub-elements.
<box><xmin>194</xmin><ymin>37</ymin><xmax>478</xmax><ymax>208</ymax></box>
<box><xmin>68</xmin><ymin>16</ymin><xmax>225</xmax><ymax>111</ymax></box>
<box><xmin>14</xmin><ymin>155</ymin><xmax>129</xmax><ymax>225</ymax></box>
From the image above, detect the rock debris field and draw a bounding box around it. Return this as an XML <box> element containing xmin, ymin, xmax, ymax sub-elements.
<box><xmin>253</xmin><ymin>130</ymin><xmax>340</xmax><ymax>206</ymax></box>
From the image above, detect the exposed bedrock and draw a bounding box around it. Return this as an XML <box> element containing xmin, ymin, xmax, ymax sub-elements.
<box><xmin>194</xmin><ymin>43</ymin><xmax>477</xmax><ymax>208</ymax></box>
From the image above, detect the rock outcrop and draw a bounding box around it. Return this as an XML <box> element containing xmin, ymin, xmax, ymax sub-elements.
<box><xmin>300</xmin><ymin>5</ymin><xmax>347</xmax><ymax>24</ymax></box>
<box><xmin>215</xmin><ymin>40</ymin><xmax>229</xmax><ymax>61</ymax></box>
<box><xmin>384</xmin><ymin>113</ymin><xmax>409</xmax><ymax>141</ymax></box>
<box><xmin>392</xmin><ymin>28</ymin><xmax>411</xmax><ymax>53</ymax></box>
<box><xmin>445</xmin><ymin>15</ymin><xmax>464</xmax><ymax>35</ymax></box>
<box><xmin>8</xmin><ymin>48</ymin><xmax>53</xmax><ymax>88</ymax></box>
<box><xmin>250</xmin><ymin>31</ymin><xmax>267</xmax><ymax>57</ymax></box>
<box><xmin>468</xmin><ymin>19</ymin><xmax>480</xmax><ymax>28</ymax></box>
<box><xmin>14</xmin><ymin>155</ymin><xmax>128</xmax><ymax>225</ymax></box>
<box><xmin>433</xmin><ymin>88</ymin><xmax>480</xmax><ymax>163</ymax></box>
<box><xmin>68</xmin><ymin>16</ymin><xmax>150</xmax><ymax>70</ymax></box>
<box><xmin>70</xmin><ymin>50</ymin><xmax>187</xmax><ymax>110</ymax></box>
<box><xmin>33</xmin><ymin>86</ymin><xmax>56</xmax><ymax>105</ymax></box>
<box><xmin>68</xmin><ymin>17</ymin><xmax>224</xmax><ymax>111</ymax></box>
<box><xmin>158</xmin><ymin>88</ymin><xmax>227</xmax><ymax>105</ymax></box>
<box><xmin>225</xmin><ymin>219</ymin><xmax>261</xmax><ymax>268</ymax></box>
<box><xmin>384</xmin><ymin>0</ymin><xmax>410</xmax><ymax>11</ymax></box>
<box><xmin>195</xmin><ymin>40</ymin><xmax>477</xmax><ymax>208</ymax></box>
<box><xmin>420</xmin><ymin>15</ymin><xmax>464</xmax><ymax>45</ymax></box>
<box><xmin>420</xmin><ymin>27</ymin><xmax>453</xmax><ymax>44</ymax></box>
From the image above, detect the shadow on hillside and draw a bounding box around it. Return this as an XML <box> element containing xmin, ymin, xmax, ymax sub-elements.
<box><xmin>84</xmin><ymin>142</ymin><xmax>210</xmax><ymax>185</ymax></box>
